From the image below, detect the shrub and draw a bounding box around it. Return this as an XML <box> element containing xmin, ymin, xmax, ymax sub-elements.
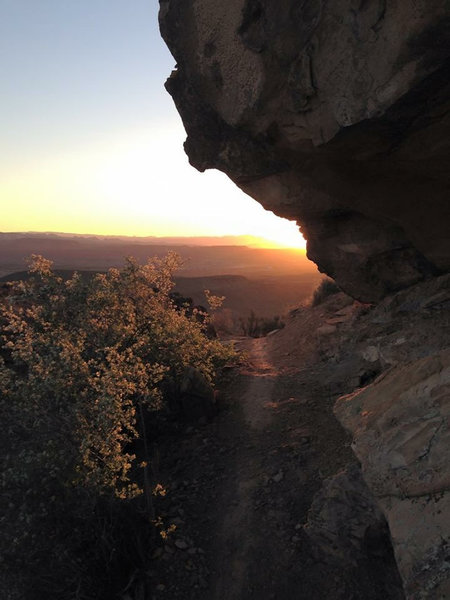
<box><xmin>0</xmin><ymin>253</ymin><xmax>235</xmax><ymax>599</ymax></box>
<box><xmin>311</xmin><ymin>277</ymin><xmax>340</xmax><ymax>307</ymax></box>
<box><xmin>240</xmin><ymin>311</ymin><xmax>285</xmax><ymax>337</ymax></box>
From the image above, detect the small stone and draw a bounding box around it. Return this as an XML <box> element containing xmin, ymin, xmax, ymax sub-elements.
<box><xmin>273</xmin><ymin>471</ymin><xmax>284</xmax><ymax>483</ymax></box>
<box><xmin>361</xmin><ymin>345</ymin><xmax>379</xmax><ymax>362</ymax></box>
<box><xmin>156</xmin><ymin>584</ymin><xmax>166</xmax><ymax>592</ymax></box>
<box><xmin>175</xmin><ymin>539</ymin><xmax>189</xmax><ymax>550</ymax></box>
<box><xmin>317</xmin><ymin>324</ymin><xmax>337</xmax><ymax>336</ymax></box>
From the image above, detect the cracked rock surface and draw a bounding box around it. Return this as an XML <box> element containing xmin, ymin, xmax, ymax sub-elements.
<box><xmin>335</xmin><ymin>349</ymin><xmax>450</xmax><ymax>598</ymax></box>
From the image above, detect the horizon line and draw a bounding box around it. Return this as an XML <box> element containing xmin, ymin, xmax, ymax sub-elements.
<box><xmin>0</xmin><ymin>230</ymin><xmax>307</xmax><ymax>251</ymax></box>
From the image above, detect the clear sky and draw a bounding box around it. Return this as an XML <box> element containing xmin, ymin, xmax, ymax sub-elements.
<box><xmin>0</xmin><ymin>0</ymin><xmax>305</xmax><ymax>248</ymax></box>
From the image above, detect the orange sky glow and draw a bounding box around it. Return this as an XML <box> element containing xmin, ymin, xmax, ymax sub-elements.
<box><xmin>1</xmin><ymin>124</ymin><xmax>306</xmax><ymax>250</ymax></box>
<box><xmin>0</xmin><ymin>2</ymin><xmax>306</xmax><ymax>251</ymax></box>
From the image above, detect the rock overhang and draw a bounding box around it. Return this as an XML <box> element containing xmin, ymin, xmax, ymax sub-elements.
<box><xmin>159</xmin><ymin>0</ymin><xmax>450</xmax><ymax>302</ymax></box>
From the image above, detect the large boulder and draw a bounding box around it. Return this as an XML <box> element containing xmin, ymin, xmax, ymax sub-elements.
<box><xmin>159</xmin><ymin>0</ymin><xmax>450</xmax><ymax>301</ymax></box>
<box><xmin>334</xmin><ymin>350</ymin><xmax>450</xmax><ymax>598</ymax></box>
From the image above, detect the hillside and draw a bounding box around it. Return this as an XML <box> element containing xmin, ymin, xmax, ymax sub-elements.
<box><xmin>148</xmin><ymin>275</ymin><xmax>449</xmax><ymax>600</ymax></box>
<box><xmin>174</xmin><ymin>274</ymin><xmax>320</xmax><ymax>318</ymax></box>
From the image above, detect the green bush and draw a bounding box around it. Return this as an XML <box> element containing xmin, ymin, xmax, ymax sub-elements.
<box><xmin>311</xmin><ymin>277</ymin><xmax>340</xmax><ymax>307</ymax></box>
<box><xmin>0</xmin><ymin>253</ymin><xmax>235</xmax><ymax>599</ymax></box>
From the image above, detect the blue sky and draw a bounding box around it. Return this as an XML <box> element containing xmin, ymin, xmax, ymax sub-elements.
<box><xmin>1</xmin><ymin>0</ymin><xmax>174</xmax><ymax>164</ymax></box>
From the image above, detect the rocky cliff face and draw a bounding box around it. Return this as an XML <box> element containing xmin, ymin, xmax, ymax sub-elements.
<box><xmin>159</xmin><ymin>0</ymin><xmax>450</xmax><ymax>301</ymax></box>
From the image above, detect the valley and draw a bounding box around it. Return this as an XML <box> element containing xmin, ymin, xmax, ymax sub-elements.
<box><xmin>0</xmin><ymin>233</ymin><xmax>321</xmax><ymax>320</ymax></box>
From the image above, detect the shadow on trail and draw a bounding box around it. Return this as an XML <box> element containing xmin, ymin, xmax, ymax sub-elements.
<box><xmin>209</xmin><ymin>337</ymin><xmax>403</xmax><ymax>600</ymax></box>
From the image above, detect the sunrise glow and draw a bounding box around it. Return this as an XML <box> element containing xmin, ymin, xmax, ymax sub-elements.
<box><xmin>1</xmin><ymin>124</ymin><xmax>306</xmax><ymax>250</ymax></box>
<box><xmin>0</xmin><ymin>1</ymin><xmax>306</xmax><ymax>251</ymax></box>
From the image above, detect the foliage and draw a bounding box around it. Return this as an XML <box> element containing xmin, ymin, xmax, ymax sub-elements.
<box><xmin>240</xmin><ymin>311</ymin><xmax>285</xmax><ymax>338</ymax></box>
<box><xmin>311</xmin><ymin>277</ymin><xmax>341</xmax><ymax>306</ymax></box>
<box><xmin>0</xmin><ymin>253</ymin><xmax>235</xmax><ymax>599</ymax></box>
<box><xmin>204</xmin><ymin>288</ymin><xmax>225</xmax><ymax>312</ymax></box>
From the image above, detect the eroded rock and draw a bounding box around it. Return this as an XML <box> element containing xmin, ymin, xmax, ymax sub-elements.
<box><xmin>159</xmin><ymin>0</ymin><xmax>450</xmax><ymax>301</ymax></box>
<box><xmin>335</xmin><ymin>350</ymin><xmax>450</xmax><ymax>598</ymax></box>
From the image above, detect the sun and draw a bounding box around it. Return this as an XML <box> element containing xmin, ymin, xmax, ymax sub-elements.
<box><xmin>242</xmin><ymin>214</ymin><xmax>306</xmax><ymax>250</ymax></box>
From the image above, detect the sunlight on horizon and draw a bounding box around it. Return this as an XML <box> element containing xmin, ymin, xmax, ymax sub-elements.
<box><xmin>0</xmin><ymin>1</ymin><xmax>307</xmax><ymax>251</ymax></box>
<box><xmin>1</xmin><ymin>124</ymin><xmax>306</xmax><ymax>250</ymax></box>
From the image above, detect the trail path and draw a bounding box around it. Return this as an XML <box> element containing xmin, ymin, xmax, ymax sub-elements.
<box><xmin>213</xmin><ymin>338</ymin><xmax>278</xmax><ymax>599</ymax></box>
<box><xmin>155</xmin><ymin>336</ymin><xmax>400</xmax><ymax>599</ymax></box>
<box><xmin>209</xmin><ymin>337</ymin><xmax>351</xmax><ymax>599</ymax></box>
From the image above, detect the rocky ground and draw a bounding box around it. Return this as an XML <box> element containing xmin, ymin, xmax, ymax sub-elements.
<box><xmin>127</xmin><ymin>273</ymin><xmax>449</xmax><ymax>600</ymax></box>
<box><xmin>142</xmin><ymin>336</ymin><xmax>392</xmax><ymax>596</ymax></box>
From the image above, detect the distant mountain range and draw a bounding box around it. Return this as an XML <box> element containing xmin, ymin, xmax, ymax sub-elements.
<box><xmin>0</xmin><ymin>231</ymin><xmax>299</xmax><ymax>248</ymax></box>
<box><xmin>0</xmin><ymin>232</ymin><xmax>315</xmax><ymax>280</ymax></box>
<box><xmin>0</xmin><ymin>232</ymin><xmax>321</xmax><ymax>317</ymax></box>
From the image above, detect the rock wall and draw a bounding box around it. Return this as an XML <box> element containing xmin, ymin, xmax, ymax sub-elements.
<box><xmin>159</xmin><ymin>0</ymin><xmax>450</xmax><ymax>301</ymax></box>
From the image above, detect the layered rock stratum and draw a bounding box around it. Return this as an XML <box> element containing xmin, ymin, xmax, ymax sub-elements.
<box><xmin>160</xmin><ymin>0</ymin><xmax>449</xmax><ymax>301</ymax></box>
<box><xmin>335</xmin><ymin>350</ymin><xmax>450</xmax><ymax>598</ymax></box>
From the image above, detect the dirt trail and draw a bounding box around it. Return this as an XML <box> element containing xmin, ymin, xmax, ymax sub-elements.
<box><xmin>155</xmin><ymin>335</ymin><xmax>402</xmax><ymax>599</ymax></box>
<box><xmin>213</xmin><ymin>338</ymin><xmax>278</xmax><ymax>599</ymax></box>
<box><xmin>209</xmin><ymin>336</ymin><xmax>357</xmax><ymax>599</ymax></box>
<box><xmin>240</xmin><ymin>337</ymin><xmax>277</xmax><ymax>430</ymax></box>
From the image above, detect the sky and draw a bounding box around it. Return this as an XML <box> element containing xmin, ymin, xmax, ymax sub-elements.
<box><xmin>0</xmin><ymin>0</ymin><xmax>305</xmax><ymax>249</ymax></box>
